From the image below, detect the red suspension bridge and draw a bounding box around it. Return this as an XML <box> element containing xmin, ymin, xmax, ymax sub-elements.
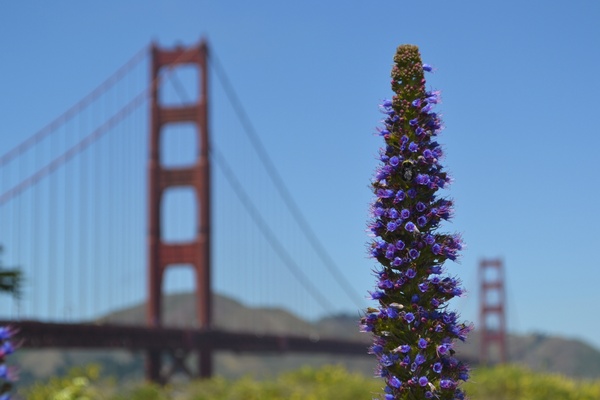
<box><xmin>0</xmin><ymin>40</ymin><xmax>372</xmax><ymax>383</ymax></box>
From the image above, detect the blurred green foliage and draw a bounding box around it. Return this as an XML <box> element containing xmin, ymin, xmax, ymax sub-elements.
<box><xmin>19</xmin><ymin>363</ymin><xmax>600</xmax><ymax>400</ymax></box>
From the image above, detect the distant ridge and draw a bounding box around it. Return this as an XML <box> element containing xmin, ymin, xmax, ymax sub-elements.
<box><xmin>13</xmin><ymin>292</ymin><xmax>600</xmax><ymax>385</ymax></box>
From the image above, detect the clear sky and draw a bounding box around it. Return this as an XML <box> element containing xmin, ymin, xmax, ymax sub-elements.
<box><xmin>1</xmin><ymin>1</ymin><xmax>600</xmax><ymax>350</ymax></box>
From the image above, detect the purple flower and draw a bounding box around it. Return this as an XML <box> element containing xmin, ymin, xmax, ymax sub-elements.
<box><xmin>416</xmin><ymin>174</ymin><xmax>430</xmax><ymax>185</ymax></box>
<box><xmin>419</xmin><ymin>376</ymin><xmax>429</xmax><ymax>386</ymax></box>
<box><xmin>417</xmin><ymin>216</ymin><xmax>427</xmax><ymax>227</ymax></box>
<box><xmin>416</xmin><ymin>202</ymin><xmax>426</xmax><ymax>213</ymax></box>
<box><xmin>371</xmin><ymin>344</ymin><xmax>384</xmax><ymax>354</ymax></box>
<box><xmin>378</xmin><ymin>279</ymin><xmax>393</xmax><ymax>290</ymax></box>
<box><xmin>400</xmin><ymin>209</ymin><xmax>411</xmax><ymax>219</ymax></box>
<box><xmin>387</xmin><ymin>221</ymin><xmax>398</xmax><ymax>232</ymax></box>
<box><xmin>399</xmin><ymin>344</ymin><xmax>411</xmax><ymax>353</ymax></box>
<box><xmin>406</xmin><ymin>268</ymin><xmax>416</xmax><ymax>279</ymax></box>
<box><xmin>409</xmin><ymin>118</ymin><xmax>419</xmax><ymax>126</ymax></box>
<box><xmin>389</xmin><ymin>375</ymin><xmax>402</xmax><ymax>388</ymax></box>
<box><xmin>373</xmin><ymin>207</ymin><xmax>385</xmax><ymax>217</ymax></box>
<box><xmin>418</xmin><ymin>338</ymin><xmax>428</xmax><ymax>349</ymax></box>
<box><xmin>369</xmin><ymin>290</ymin><xmax>384</xmax><ymax>300</ymax></box>
<box><xmin>422</xmin><ymin>63</ymin><xmax>433</xmax><ymax>72</ymax></box>
<box><xmin>394</xmin><ymin>190</ymin><xmax>405</xmax><ymax>203</ymax></box>
<box><xmin>437</xmin><ymin>343</ymin><xmax>450</xmax><ymax>355</ymax></box>
<box><xmin>404</xmin><ymin>313</ymin><xmax>415</xmax><ymax>323</ymax></box>
<box><xmin>440</xmin><ymin>379</ymin><xmax>456</xmax><ymax>389</ymax></box>
<box><xmin>382</xmin><ymin>99</ymin><xmax>393</xmax><ymax>108</ymax></box>
<box><xmin>408</xmin><ymin>142</ymin><xmax>419</xmax><ymax>152</ymax></box>
<box><xmin>0</xmin><ymin>328</ymin><xmax>13</xmax><ymax>341</ymax></box>
<box><xmin>395</xmin><ymin>240</ymin><xmax>405</xmax><ymax>250</ymax></box>
<box><xmin>409</xmin><ymin>249</ymin><xmax>420</xmax><ymax>259</ymax></box>
<box><xmin>415</xmin><ymin>353</ymin><xmax>426</xmax><ymax>365</ymax></box>
<box><xmin>377</xmin><ymin>188</ymin><xmax>395</xmax><ymax>199</ymax></box>
<box><xmin>389</xmin><ymin>156</ymin><xmax>400</xmax><ymax>167</ymax></box>
<box><xmin>405</xmin><ymin>222</ymin><xmax>417</xmax><ymax>232</ymax></box>
<box><xmin>432</xmin><ymin>243</ymin><xmax>442</xmax><ymax>255</ymax></box>
<box><xmin>433</xmin><ymin>362</ymin><xmax>443</xmax><ymax>373</ymax></box>
<box><xmin>392</xmin><ymin>257</ymin><xmax>403</xmax><ymax>267</ymax></box>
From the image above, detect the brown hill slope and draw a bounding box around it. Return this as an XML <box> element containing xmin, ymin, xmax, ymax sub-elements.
<box><xmin>13</xmin><ymin>292</ymin><xmax>600</xmax><ymax>385</ymax></box>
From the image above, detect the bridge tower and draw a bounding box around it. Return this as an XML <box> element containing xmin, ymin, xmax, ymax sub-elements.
<box><xmin>147</xmin><ymin>41</ymin><xmax>212</xmax><ymax>381</ymax></box>
<box><xmin>479</xmin><ymin>258</ymin><xmax>507</xmax><ymax>364</ymax></box>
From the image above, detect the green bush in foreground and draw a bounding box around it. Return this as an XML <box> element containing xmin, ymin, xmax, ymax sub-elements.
<box><xmin>463</xmin><ymin>364</ymin><xmax>600</xmax><ymax>400</ymax></box>
<box><xmin>19</xmin><ymin>364</ymin><xmax>600</xmax><ymax>400</ymax></box>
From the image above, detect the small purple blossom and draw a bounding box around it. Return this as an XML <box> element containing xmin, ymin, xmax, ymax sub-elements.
<box><xmin>422</xmin><ymin>63</ymin><xmax>433</xmax><ymax>72</ymax></box>
<box><xmin>389</xmin><ymin>375</ymin><xmax>402</xmax><ymax>388</ymax></box>
<box><xmin>377</xmin><ymin>188</ymin><xmax>395</xmax><ymax>199</ymax></box>
<box><xmin>394</xmin><ymin>190</ymin><xmax>405</xmax><ymax>203</ymax></box>
<box><xmin>418</xmin><ymin>376</ymin><xmax>429</xmax><ymax>386</ymax></box>
<box><xmin>408</xmin><ymin>142</ymin><xmax>419</xmax><ymax>153</ymax></box>
<box><xmin>404</xmin><ymin>313</ymin><xmax>415</xmax><ymax>323</ymax></box>
<box><xmin>387</xmin><ymin>221</ymin><xmax>398</xmax><ymax>232</ymax></box>
<box><xmin>418</xmin><ymin>338</ymin><xmax>428</xmax><ymax>349</ymax></box>
<box><xmin>404</xmin><ymin>222</ymin><xmax>416</xmax><ymax>232</ymax></box>
<box><xmin>440</xmin><ymin>379</ymin><xmax>456</xmax><ymax>389</ymax></box>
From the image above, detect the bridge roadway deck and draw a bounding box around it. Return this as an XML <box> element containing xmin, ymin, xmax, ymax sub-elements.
<box><xmin>0</xmin><ymin>320</ymin><xmax>370</xmax><ymax>355</ymax></box>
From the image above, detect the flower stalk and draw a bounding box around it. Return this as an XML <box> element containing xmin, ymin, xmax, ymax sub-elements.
<box><xmin>0</xmin><ymin>326</ymin><xmax>16</xmax><ymax>399</ymax></box>
<box><xmin>362</xmin><ymin>45</ymin><xmax>470</xmax><ymax>400</ymax></box>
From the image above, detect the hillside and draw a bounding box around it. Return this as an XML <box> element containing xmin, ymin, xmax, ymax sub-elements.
<box><xmin>12</xmin><ymin>292</ymin><xmax>600</xmax><ymax>386</ymax></box>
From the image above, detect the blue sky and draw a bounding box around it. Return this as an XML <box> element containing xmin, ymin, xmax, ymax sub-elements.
<box><xmin>1</xmin><ymin>1</ymin><xmax>600</xmax><ymax>350</ymax></box>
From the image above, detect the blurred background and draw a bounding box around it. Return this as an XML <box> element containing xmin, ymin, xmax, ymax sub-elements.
<box><xmin>1</xmin><ymin>0</ymin><xmax>599</xmax><ymax>385</ymax></box>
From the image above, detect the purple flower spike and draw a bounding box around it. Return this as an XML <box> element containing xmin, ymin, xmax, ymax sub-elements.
<box><xmin>366</xmin><ymin>45</ymin><xmax>468</xmax><ymax>399</ymax></box>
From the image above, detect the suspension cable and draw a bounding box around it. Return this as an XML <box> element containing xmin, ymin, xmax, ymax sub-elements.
<box><xmin>208</xmin><ymin>50</ymin><xmax>365</xmax><ymax>309</ymax></box>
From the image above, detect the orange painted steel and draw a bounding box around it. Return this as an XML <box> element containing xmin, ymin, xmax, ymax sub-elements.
<box><xmin>478</xmin><ymin>259</ymin><xmax>507</xmax><ymax>364</ymax></box>
<box><xmin>147</xmin><ymin>40</ymin><xmax>212</xmax><ymax>381</ymax></box>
